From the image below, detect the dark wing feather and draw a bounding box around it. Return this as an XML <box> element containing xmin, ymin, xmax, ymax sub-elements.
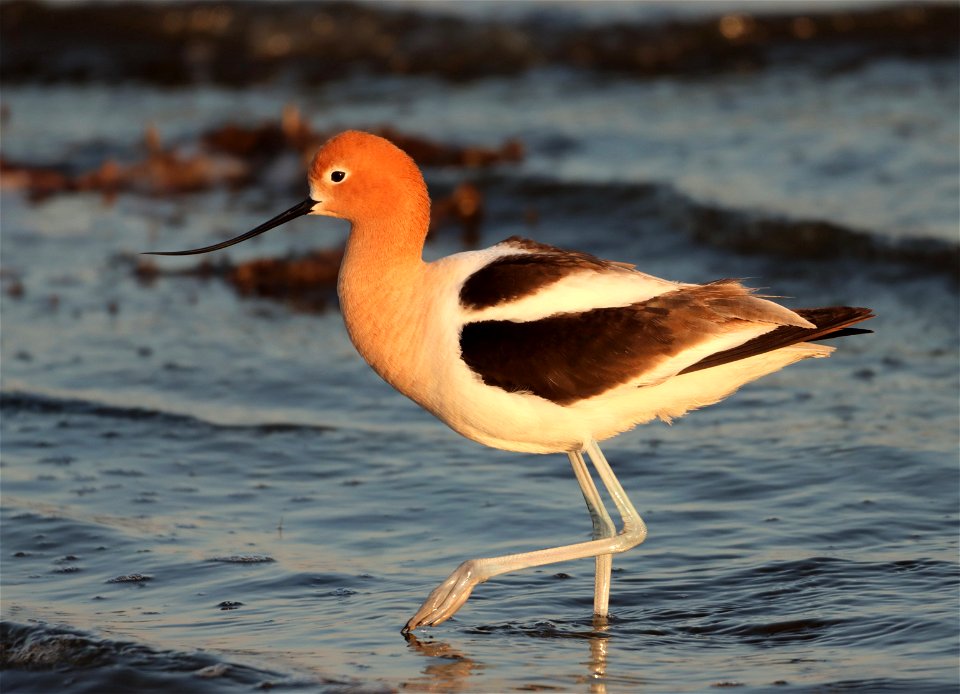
<box><xmin>678</xmin><ymin>306</ymin><xmax>874</xmax><ymax>375</ymax></box>
<box><xmin>460</xmin><ymin>238</ymin><xmax>630</xmax><ymax>310</ymax></box>
<box><xmin>460</xmin><ymin>281</ymin><xmax>835</xmax><ymax>405</ymax></box>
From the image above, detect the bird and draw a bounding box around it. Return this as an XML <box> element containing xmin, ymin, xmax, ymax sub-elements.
<box><xmin>147</xmin><ymin>130</ymin><xmax>874</xmax><ymax>632</ymax></box>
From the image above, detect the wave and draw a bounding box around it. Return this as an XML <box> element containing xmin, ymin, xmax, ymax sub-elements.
<box><xmin>0</xmin><ymin>621</ymin><xmax>317</xmax><ymax>692</ymax></box>
<box><xmin>501</xmin><ymin>177</ymin><xmax>959</xmax><ymax>278</ymax></box>
<box><xmin>0</xmin><ymin>389</ymin><xmax>335</xmax><ymax>435</ymax></box>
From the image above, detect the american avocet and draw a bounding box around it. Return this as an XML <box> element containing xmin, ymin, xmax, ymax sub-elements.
<box><xmin>148</xmin><ymin>130</ymin><xmax>874</xmax><ymax>632</ymax></box>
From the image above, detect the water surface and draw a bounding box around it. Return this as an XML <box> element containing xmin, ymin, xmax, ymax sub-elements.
<box><xmin>2</xmin><ymin>3</ymin><xmax>958</xmax><ymax>692</ymax></box>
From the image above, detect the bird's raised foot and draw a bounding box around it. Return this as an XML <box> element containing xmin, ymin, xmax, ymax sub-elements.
<box><xmin>402</xmin><ymin>559</ymin><xmax>483</xmax><ymax>633</ymax></box>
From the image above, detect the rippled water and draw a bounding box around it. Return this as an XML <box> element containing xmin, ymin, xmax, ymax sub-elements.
<box><xmin>2</xmin><ymin>5</ymin><xmax>958</xmax><ymax>692</ymax></box>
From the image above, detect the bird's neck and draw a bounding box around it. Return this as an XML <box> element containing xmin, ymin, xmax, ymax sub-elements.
<box><xmin>337</xmin><ymin>216</ymin><xmax>429</xmax><ymax>392</ymax></box>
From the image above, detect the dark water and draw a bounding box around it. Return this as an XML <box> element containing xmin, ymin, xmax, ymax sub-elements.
<box><xmin>2</xmin><ymin>3</ymin><xmax>958</xmax><ymax>692</ymax></box>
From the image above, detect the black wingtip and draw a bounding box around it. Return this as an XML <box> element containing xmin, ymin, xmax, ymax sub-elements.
<box><xmin>808</xmin><ymin>327</ymin><xmax>873</xmax><ymax>341</ymax></box>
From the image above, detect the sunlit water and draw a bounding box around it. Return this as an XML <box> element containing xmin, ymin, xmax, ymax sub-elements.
<box><xmin>2</xmin><ymin>22</ymin><xmax>958</xmax><ymax>694</ymax></box>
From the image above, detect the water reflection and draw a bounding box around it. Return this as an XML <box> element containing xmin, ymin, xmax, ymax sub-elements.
<box><xmin>583</xmin><ymin>616</ymin><xmax>610</xmax><ymax>694</ymax></box>
<box><xmin>402</xmin><ymin>632</ymin><xmax>484</xmax><ymax>692</ymax></box>
<box><xmin>402</xmin><ymin>616</ymin><xmax>613</xmax><ymax>693</ymax></box>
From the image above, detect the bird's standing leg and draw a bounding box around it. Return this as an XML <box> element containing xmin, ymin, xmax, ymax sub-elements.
<box><xmin>403</xmin><ymin>441</ymin><xmax>646</xmax><ymax>632</ymax></box>
<box><xmin>568</xmin><ymin>449</ymin><xmax>616</xmax><ymax>618</ymax></box>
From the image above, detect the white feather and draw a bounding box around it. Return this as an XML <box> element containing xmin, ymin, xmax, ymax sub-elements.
<box><xmin>467</xmin><ymin>268</ymin><xmax>683</xmax><ymax>323</ymax></box>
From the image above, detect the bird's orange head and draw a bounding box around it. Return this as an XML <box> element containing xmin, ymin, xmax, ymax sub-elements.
<box><xmin>306</xmin><ymin>130</ymin><xmax>429</xmax><ymax>228</ymax></box>
<box><xmin>144</xmin><ymin>130</ymin><xmax>430</xmax><ymax>257</ymax></box>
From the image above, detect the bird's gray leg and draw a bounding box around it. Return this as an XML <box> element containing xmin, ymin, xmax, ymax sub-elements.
<box><xmin>568</xmin><ymin>449</ymin><xmax>616</xmax><ymax>617</ymax></box>
<box><xmin>403</xmin><ymin>441</ymin><xmax>646</xmax><ymax>632</ymax></box>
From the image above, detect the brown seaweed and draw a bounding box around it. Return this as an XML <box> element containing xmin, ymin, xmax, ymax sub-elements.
<box><xmin>1</xmin><ymin>111</ymin><xmax>521</xmax><ymax>201</ymax></box>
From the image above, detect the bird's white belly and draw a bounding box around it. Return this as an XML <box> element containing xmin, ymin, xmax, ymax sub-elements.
<box><xmin>424</xmin><ymin>367</ymin><xmax>596</xmax><ymax>454</ymax></box>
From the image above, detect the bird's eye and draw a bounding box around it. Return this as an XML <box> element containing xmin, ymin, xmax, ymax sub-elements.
<box><xmin>330</xmin><ymin>170</ymin><xmax>346</xmax><ymax>183</ymax></box>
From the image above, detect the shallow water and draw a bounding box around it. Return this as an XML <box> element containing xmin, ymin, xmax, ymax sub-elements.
<box><xmin>2</xmin><ymin>4</ymin><xmax>959</xmax><ymax>693</ymax></box>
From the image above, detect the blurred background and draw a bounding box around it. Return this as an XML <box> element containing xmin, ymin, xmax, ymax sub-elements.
<box><xmin>2</xmin><ymin>2</ymin><xmax>957</xmax><ymax>692</ymax></box>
